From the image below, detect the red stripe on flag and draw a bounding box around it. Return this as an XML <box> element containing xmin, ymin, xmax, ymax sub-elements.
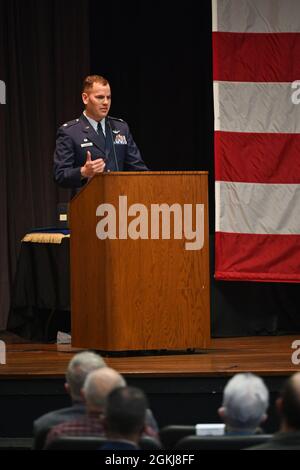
<box><xmin>215</xmin><ymin>232</ymin><xmax>300</xmax><ymax>282</ymax></box>
<box><xmin>213</xmin><ymin>32</ymin><xmax>300</xmax><ymax>82</ymax></box>
<box><xmin>215</xmin><ymin>131</ymin><xmax>300</xmax><ymax>184</ymax></box>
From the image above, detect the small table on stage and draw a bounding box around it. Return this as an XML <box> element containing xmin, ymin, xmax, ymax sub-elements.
<box><xmin>7</xmin><ymin>230</ymin><xmax>71</xmax><ymax>341</ymax></box>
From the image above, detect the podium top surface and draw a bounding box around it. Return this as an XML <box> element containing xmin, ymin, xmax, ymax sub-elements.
<box><xmin>92</xmin><ymin>171</ymin><xmax>208</xmax><ymax>175</ymax></box>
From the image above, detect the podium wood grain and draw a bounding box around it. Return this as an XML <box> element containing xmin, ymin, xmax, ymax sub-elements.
<box><xmin>70</xmin><ymin>172</ymin><xmax>210</xmax><ymax>351</ymax></box>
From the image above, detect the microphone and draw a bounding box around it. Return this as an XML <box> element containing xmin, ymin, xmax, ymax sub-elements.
<box><xmin>107</xmin><ymin>117</ymin><xmax>120</xmax><ymax>171</ymax></box>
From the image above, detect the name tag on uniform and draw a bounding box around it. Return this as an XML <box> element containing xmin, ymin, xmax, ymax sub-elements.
<box><xmin>81</xmin><ymin>142</ymin><xmax>93</xmax><ymax>148</ymax></box>
<box><xmin>114</xmin><ymin>135</ymin><xmax>127</xmax><ymax>145</ymax></box>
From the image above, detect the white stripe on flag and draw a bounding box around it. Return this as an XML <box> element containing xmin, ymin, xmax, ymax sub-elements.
<box><xmin>211</xmin><ymin>0</ymin><xmax>218</xmax><ymax>32</ymax></box>
<box><xmin>214</xmin><ymin>81</ymin><xmax>300</xmax><ymax>133</ymax></box>
<box><xmin>216</xmin><ymin>181</ymin><xmax>300</xmax><ymax>234</ymax></box>
<box><xmin>215</xmin><ymin>180</ymin><xmax>221</xmax><ymax>232</ymax></box>
<box><xmin>213</xmin><ymin>0</ymin><xmax>300</xmax><ymax>33</ymax></box>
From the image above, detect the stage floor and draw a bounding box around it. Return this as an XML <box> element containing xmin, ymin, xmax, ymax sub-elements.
<box><xmin>1</xmin><ymin>335</ymin><xmax>299</xmax><ymax>379</ymax></box>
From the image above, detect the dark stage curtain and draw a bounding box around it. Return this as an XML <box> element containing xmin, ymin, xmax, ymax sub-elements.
<box><xmin>0</xmin><ymin>0</ymin><xmax>89</xmax><ymax>328</ymax></box>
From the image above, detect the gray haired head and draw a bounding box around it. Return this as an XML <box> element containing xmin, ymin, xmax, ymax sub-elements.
<box><xmin>221</xmin><ymin>373</ymin><xmax>269</xmax><ymax>431</ymax></box>
<box><xmin>65</xmin><ymin>351</ymin><xmax>106</xmax><ymax>401</ymax></box>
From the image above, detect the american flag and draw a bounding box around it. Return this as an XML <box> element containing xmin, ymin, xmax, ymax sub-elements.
<box><xmin>213</xmin><ymin>0</ymin><xmax>300</xmax><ymax>282</ymax></box>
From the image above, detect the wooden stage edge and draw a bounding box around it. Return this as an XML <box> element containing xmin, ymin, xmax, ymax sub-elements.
<box><xmin>1</xmin><ymin>335</ymin><xmax>300</xmax><ymax>379</ymax></box>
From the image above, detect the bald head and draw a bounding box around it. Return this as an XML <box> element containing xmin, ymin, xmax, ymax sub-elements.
<box><xmin>280</xmin><ymin>372</ymin><xmax>300</xmax><ymax>430</ymax></box>
<box><xmin>83</xmin><ymin>367</ymin><xmax>126</xmax><ymax>410</ymax></box>
<box><xmin>291</xmin><ymin>372</ymin><xmax>300</xmax><ymax>390</ymax></box>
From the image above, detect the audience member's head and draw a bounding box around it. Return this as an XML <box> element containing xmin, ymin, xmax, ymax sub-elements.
<box><xmin>218</xmin><ymin>372</ymin><xmax>269</xmax><ymax>434</ymax></box>
<box><xmin>65</xmin><ymin>351</ymin><xmax>106</xmax><ymax>402</ymax></box>
<box><xmin>277</xmin><ymin>372</ymin><xmax>300</xmax><ymax>432</ymax></box>
<box><xmin>104</xmin><ymin>386</ymin><xmax>148</xmax><ymax>445</ymax></box>
<box><xmin>82</xmin><ymin>367</ymin><xmax>126</xmax><ymax>412</ymax></box>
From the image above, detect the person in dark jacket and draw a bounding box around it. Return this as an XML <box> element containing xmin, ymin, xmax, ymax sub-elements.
<box><xmin>248</xmin><ymin>372</ymin><xmax>300</xmax><ymax>450</ymax></box>
<box><xmin>100</xmin><ymin>386</ymin><xmax>148</xmax><ymax>450</ymax></box>
<box><xmin>33</xmin><ymin>351</ymin><xmax>106</xmax><ymax>449</ymax></box>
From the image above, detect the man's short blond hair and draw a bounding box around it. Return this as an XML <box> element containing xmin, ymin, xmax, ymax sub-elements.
<box><xmin>82</xmin><ymin>75</ymin><xmax>109</xmax><ymax>93</ymax></box>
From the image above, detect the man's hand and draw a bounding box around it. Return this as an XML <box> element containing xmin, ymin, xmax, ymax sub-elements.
<box><xmin>80</xmin><ymin>151</ymin><xmax>105</xmax><ymax>178</ymax></box>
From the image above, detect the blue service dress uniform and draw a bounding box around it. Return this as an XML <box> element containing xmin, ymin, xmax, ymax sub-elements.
<box><xmin>53</xmin><ymin>114</ymin><xmax>148</xmax><ymax>188</ymax></box>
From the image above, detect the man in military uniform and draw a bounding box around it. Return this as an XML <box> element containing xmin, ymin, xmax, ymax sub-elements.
<box><xmin>53</xmin><ymin>75</ymin><xmax>148</xmax><ymax>189</ymax></box>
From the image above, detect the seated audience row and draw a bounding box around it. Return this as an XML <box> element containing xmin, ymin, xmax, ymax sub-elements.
<box><xmin>33</xmin><ymin>351</ymin><xmax>300</xmax><ymax>450</ymax></box>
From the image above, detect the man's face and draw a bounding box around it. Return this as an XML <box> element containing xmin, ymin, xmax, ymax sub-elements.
<box><xmin>82</xmin><ymin>82</ymin><xmax>111</xmax><ymax>121</ymax></box>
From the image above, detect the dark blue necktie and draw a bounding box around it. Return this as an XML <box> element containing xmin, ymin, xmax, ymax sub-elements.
<box><xmin>98</xmin><ymin>120</ymin><xmax>110</xmax><ymax>163</ymax></box>
<box><xmin>97</xmin><ymin>121</ymin><xmax>105</xmax><ymax>139</ymax></box>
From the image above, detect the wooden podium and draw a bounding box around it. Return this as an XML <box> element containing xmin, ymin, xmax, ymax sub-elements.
<box><xmin>69</xmin><ymin>171</ymin><xmax>210</xmax><ymax>351</ymax></box>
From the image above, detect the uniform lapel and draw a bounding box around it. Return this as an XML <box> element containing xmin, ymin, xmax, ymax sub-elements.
<box><xmin>79</xmin><ymin>114</ymin><xmax>106</xmax><ymax>156</ymax></box>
